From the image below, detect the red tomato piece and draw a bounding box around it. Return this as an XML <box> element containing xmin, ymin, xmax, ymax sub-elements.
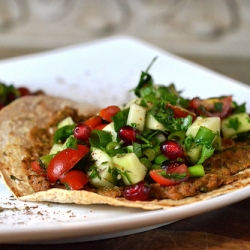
<box><xmin>99</xmin><ymin>105</ymin><xmax>121</xmax><ymax>123</ymax></box>
<box><xmin>84</xmin><ymin>115</ymin><xmax>103</xmax><ymax>130</ymax></box>
<box><xmin>31</xmin><ymin>161</ymin><xmax>47</xmax><ymax>177</ymax></box>
<box><xmin>60</xmin><ymin>170</ymin><xmax>89</xmax><ymax>190</ymax></box>
<box><xmin>189</xmin><ymin>96</ymin><xmax>232</xmax><ymax>118</ymax></box>
<box><xmin>18</xmin><ymin>87</ymin><xmax>31</xmax><ymax>97</ymax></box>
<box><xmin>47</xmin><ymin>145</ymin><xmax>89</xmax><ymax>183</ymax></box>
<box><xmin>149</xmin><ymin>164</ymin><xmax>189</xmax><ymax>186</ymax></box>
<box><xmin>94</xmin><ymin>124</ymin><xmax>107</xmax><ymax>130</ymax></box>
<box><xmin>166</xmin><ymin>103</ymin><xmax>196</xmax><ymax>121</ymax></box>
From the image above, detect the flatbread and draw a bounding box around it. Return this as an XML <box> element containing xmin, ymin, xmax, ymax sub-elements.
<box><xmin>0</xmin><ymin>95</ymin><xmax>99</xmax><ymax>198</ymax></box>
<box><xmin>1</xmin><ymin>96</ymin><xmax>250</xmax><ymax>210</ymax></box>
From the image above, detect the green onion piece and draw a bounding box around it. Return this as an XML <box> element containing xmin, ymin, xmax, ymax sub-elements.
<box><xmin>140</xmin><ymin>157</ymin><xmax>152</xmax><ymax>169</ymax></box>
<box><xmin>151</xmin><ymin>164</ymin><xmax>162</xmax><ymax>170</ymax></box>
<box><xmin>154</xmin><ymin>155</ymin><xmax>168</xmax><ymax>164</ymax></box>
<box><xmin>153</xmin><ymin>145</ymin><xmax>161</xmax><ymax>155</ymax></box>
<box><xmin>126</xmin><ymin>145</ymin><xmax>133</xmax><ymax>153</ymax></box>
<box><xmin>188</xmin><ymin>164</ymin><xmax>205</xmax><ymax>177</ymax></box>
<box><xmin>143</xmin><ymin>148</ymin><xmax>156</xmax><ymax>161</ymax></box>
<box><xmin>106</xmin><ymin>142</ymin><xmax>120</xmax><ymax>151</ymax></box>
<box><xmin>168</xmin><ymin>131</ymin><xmax>186</xmax><ymax>143</ymax></box>
<box><xmin>195</xmin><ymin>126</ymin><xmax>217</xmax><ymax>145</ymax></box>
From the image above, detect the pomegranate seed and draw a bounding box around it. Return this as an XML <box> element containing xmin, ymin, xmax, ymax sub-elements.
<box><xmin>118</xmin><ymin>125</ymin><xmax>142</xmax><ymax>145</ymax></box>
<box><xmin>74</xmin><ymin>122</ymin><xmax>92</xmax><ymax>141</ymax></box>
<box><xmin>160</xmin><ymin>140</ymin><xmax>184</xmax><ymax>161</ymax></box>
<box><xmin>123</xmin><ymin>181</ymin><xmax>150</xmax><ymax>201</ymax></box>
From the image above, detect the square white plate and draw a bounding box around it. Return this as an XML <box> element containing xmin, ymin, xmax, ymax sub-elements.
<box><xmin>1</xmin><ymin>36</ymin><xmax>250</xmax><ymax>244</ymax></box>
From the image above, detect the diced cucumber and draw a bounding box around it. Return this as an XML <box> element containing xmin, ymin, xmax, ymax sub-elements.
<box><xmin>186</xmin><ymin>117</ymin><xmax>220</xmax><ymax>137</ymax></box>
<box><xmin>127</xmin><ymin>103</ymin><xmax>146</xmax><ymax>131</ymax></box>
<box><xmin>186</xmin><ymin>145</ymin><xmax>202</xmax><ymax>165</ymax></box>
<box><xmin>88</xmin><ymin>148</ymin><xmax>115</xmax><ymax>188</ymax></box>
<box><xmin>153</xmin><ymin>132</ymin><xmax>166</xmax><ymax>144</ymax></box>
<box><xmin>57</xmin><ymin>116</ymin><xmax>74</xmax><ymax>128</ymax></box>
<box><xmin>221</xmin><ymin>113</ymin><xmax>250</xmax><ymax>138</ymax></box>
<box><xmin>91</xmin><ymin>147</ymin><xmax>111</xmax><ymax>166</ymax></box>
<box><xmin>145</xmin><ymin>114</ymin><xmax>166</xmax><ymax>131</ymax></box>
<box><xmin>49</xmin><ymin>143</ymin><xmax>64</xmax><ymax>155</ymax></box>
<box><xmin>39</xmin><ymin>154</ymin><xmax>54</xmax><ymax>168</ymax></box>
<box><xmin>124</xmin><ymin>98</ymin><xmax>142</xmax><ymax>109</ymax></box>
<box><xmin>50</xmin><ymin>134</ymin><xmax>78</xmax><ymax>154</ymax></box>
<box><xmin>112</xmin><ymin>153</ymin><xmax>147</xmax><ymax>185</ymax></box>
<box><xmin>102</xmin><ymin>122</ymin><xmax>117</xmax><ymax>141</ymax></box>
<box><xmin>88</xmin><ymin>163</ymin><xmax>115</xmax><ymax>188</ymax></box>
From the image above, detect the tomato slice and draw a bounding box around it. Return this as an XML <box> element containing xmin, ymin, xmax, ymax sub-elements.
<box><xmin>99</xmin><ymin>105</ymin><xmax>121</xmax><ymax>123</ymax></box>
<box><xmin>47</xmin><ymin>145</ymin><xmax>89</xmax><ymax>183</ymax></box>
<box><xmin>166</xmin><ymin>103</ymin><xmax>196</xmax><ymax>121</ymax></box>
<box><xmin>149</xmin><ymin>164</ymin><xmax>189</xmax><ymax>186</ymax></box>
<box><xmin>31</xmin><ymin>161</ymin><xmax>47</xmax><ymax>177</ymax></box>
<box><xmin>94</xmin><ymin>124</ymin><xmax>107</xmax><ymax>130</ymax></box>
<box><xmin>18</xmin><ymin>87</ymin><xmax>31</xmax><ymax>97</ymax></box>
<box><xmin>84</xmin><ymin>115</ymin><xmax>103</xmax><ymax>130</ymax></box>
<box><xmin>189</xmin><ymin>96</ymin><xmax>232</xmax><ymax>118</ymax></box>
<box><xmin>60</xmin><ymin>170</ymin><xmax>89</xmax><ymax>190</ymax></box>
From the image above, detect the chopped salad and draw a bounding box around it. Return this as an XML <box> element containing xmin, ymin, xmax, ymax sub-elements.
<box><xmin>31</xmin><ymin>58</ymin><xmax>250</xmax><ymax>201</ymax></box>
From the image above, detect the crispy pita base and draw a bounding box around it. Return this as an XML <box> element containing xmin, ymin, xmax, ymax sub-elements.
<box><xmin>0</xmin><ymin>95</ymin><xmax>99</xmax><ymax>197</ymax></box>
<box><xmin>1</xmin><ymin>96</ymin><xmax>250</xmax><ymax>210</ymax></box>
<box><xmin>19</xmin><ymin>174</ymin><xmax>250</xmax><ymax>210</ymax></box>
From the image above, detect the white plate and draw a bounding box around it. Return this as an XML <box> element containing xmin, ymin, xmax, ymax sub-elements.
<box><xmin>1</xmin><ymin>36</ymin><xmax>250</xmax><ymax>244</ymax></box>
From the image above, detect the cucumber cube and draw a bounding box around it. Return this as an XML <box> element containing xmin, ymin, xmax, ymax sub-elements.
<box><xmin>88</xmin><ymin>148</ymin><xmax>115</xmax><ymax>188</ymax></box>
<box><xmin>112</xmin><ymin>153</ymin><xmax>147</xmax><ymax>185</ymax></box>
<box><xmin>127</xmin><ymin>103</ymin><xmax>146</xmax><ymax>131</ymax></box>
<box><xmin>186</xmin><ymin>116</ymin><xmax>220</xmax><ymax>137</ymax></box>
<box><xmin>221</xmin><ymin>113</ymin><xmax>250</xmax><ymax>138</ymax></box>
<box><xmin>145</xmin><ymin>114</ymin><xmax>166</xmax><ymax>131</ymax></box>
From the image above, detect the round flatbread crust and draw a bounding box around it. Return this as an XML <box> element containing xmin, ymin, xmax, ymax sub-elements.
<box><xmin>1</xmin><ymin>95</ymin><xmax>250</xmax><ymax>210</ymax></box>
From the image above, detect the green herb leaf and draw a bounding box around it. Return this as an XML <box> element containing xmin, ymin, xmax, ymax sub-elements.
<box><xmin>112</xmin><ymin>108</ymin><xmax>129</xmax><ymax>133</ymax></box>
<box><xmin>53</xmin><ymin>124</ymin><xmax>76</xmax><ymax>143</ymax></box>
<box><xmin>197</xmin><ymin>145</ymin><xmax>214</xmax><ymax>164</ymax></box>
<box><xmin>89</xmin><ymin>130</ymin><xmax>113</xmax><ymax>149</ymax></box>
<box><xmin>133</xmin><ymin>57</ymin><xmax>157</xmax><ymax>97</ymax></box>
<box><xmin>65</xmin><ymin>135</ymin><xmax>78</xmax><ymax>149</ymax></box>
<box><xmin>233</xmin><ymin>102</ymin><xmax>246</xmax><ymax>114</ymax></box>
<box><xmin>148</xmin><ymin>101</ymin><xmax>192</xmax><ymax>132</ymax></box>
<box><xmin>158</xmin><ymin>170</ymin><xmax>187</xmax><ymax>180</ymax></box>
<box><xmin>214</xmin><ymin>102</ymin><xmax>223</xmax><ymax>112</ymax></box>
<box><xmin>227</xmin><ymin>117</ymin><xmax>241</xmax><ymax>131</ymax></box>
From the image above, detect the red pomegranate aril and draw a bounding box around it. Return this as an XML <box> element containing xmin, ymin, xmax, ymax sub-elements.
<box><xmin>118</xmin><ymin>125</ymin><xmax>142</xmax><ymax>145</ymax></box>
<box><xmin>123</xmin><ymin>181</ymin><xmax>150</xmax><ymax>201</ymax></box>
<box><xmin>160</xmin><ymin>140</ymin><xmax>184</xmax><ymax>161</ymax></box>
<box><xmin>74</xmin><ymin>122</ymin><xmax>92</xmax><ymax>141</ymax></box>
